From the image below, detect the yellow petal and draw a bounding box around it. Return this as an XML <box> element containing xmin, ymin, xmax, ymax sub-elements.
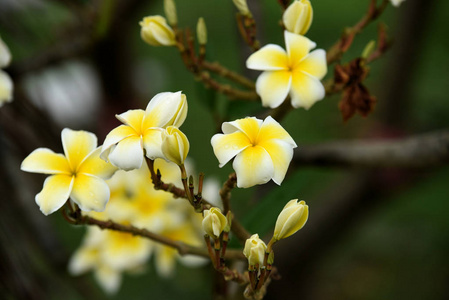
<box><xmin>142</xmin><ymin>128</ymin><xmax>164</xmax><ymax>160</ymax></box>
<box><xmin>21</xmin><ymin>148</ymin><xmax>71</xmax><ymax>175</ymax></box>
<box><xmin>246</xmin><ymin>44</ymin><xmax>289</xmax><ymax>71</ymax></box>
<box><xmin>62</xmin><ymin>128</ymin><xmax>97</xmax><ymax>171</ymax></box>
<box><xmin>71</xmin><ymin>174</ymin><xmax>110</xmax><ymax>212</ymax></box>
<box><xmin>143</xmin><ymin>91</ymin><xmax>187</xmax><ymax>129</ymax></box>
<box><xmin>290</xmin><ymin>69</ymin><xmax>325</xmax><ymax>109</ymax></box>
<box><xmin>211</xmin><ymin>131</ymin><xmax>251</xmax><ymax>167</ymax></box>
<box><xmin>257</xmin><ymin>116</ymin><xmax>297</xmax><ymax>146</ymax></box>
<box><xmin>283</xmin><ymin>0</ymin><xmax>313</xmax><ymax>35</ymax></box>
<box><xmin>36</xmin><ymin>174</ymin><xmax>74</xmax><ymax>215</ymax></box>
<box><xmin>233</xmin><ymin>146</ymin><xmax>274</xmax><ymax>188</ymax></box>
<box><xmin>285</xmin><ymin>31</ymin><xmax>315</xmax><ymax>68</ymax></box>
<box><xmin>108</xmin><ymin>136</ymin><xmax>144</xmax><ymax>171</ymax></box>
<box><xmin>101</xmin><ymin>125</ymin><xmax>138</xmax><ymax>161</ymax></box>
<box><xmin>222</xmin><ymin>117</ymin><xmax>262</xmax><ymax>142</ymax></box>
<box><xmin>155</xmin><ymin>247</ymin><xmax>176</xmax><ymax>278</ymax></box>
<box><xmin>258</xmin><ymin>139</ymin><xmax>294</xmax><ymax>185</ymax></box>
<box><xmin>255</xmin><ymin>70</ymin><xmax>292</xmax><ymax>108</ymax></box>
<box><xmin>297</xmin><ymin>49</ymin><xmax>327</xmax><ymax>79</ymax></box>
<box><xmin>78</xmin><ymin>147</ymin><xmax>117</xmax><ymax>179</ymax></box>
<box><xmin>115</xmin><ymin>109</ymin><xmax>145</xmax><ymax>133</ymax></box>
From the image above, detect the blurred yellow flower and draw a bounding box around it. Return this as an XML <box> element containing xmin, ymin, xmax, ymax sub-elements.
<box><xmin>21</xmin><ymin>128</ymin><xmax>117</xmax><ymax>215</ymax></box>
<box><xmin>246</xmin><ymin>31</ymin><xmax>327</xmax><ymax>109</ymax></box>
<box><xmin>283</xmin><ymin>0</ymin><xmax>313</xmax><ymax>36</ymax></box>
<box><xmin>211</xmin><ymin>116</ymin><xmax>297</xmax><ymax>188</ymax></box>
<box><xmin>140</xmin><ymin>16</ymin><xmax>176</xmax><ymax>46</ymax></box>
<box><xmin>101</xmin><ymin>91</ymin><xmax>187</xmax><ymax>171</ymax></box>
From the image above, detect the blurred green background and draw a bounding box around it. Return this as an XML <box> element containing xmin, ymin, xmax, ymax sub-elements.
<box><xmin>1</xmin><ymin>0</ymin><xmax>448</xmax><ymax>299</ymax></box>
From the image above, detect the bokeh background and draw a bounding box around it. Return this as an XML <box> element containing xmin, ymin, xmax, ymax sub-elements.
<box><xmin>1</xmin><ymin>0</ymin><xmax>448</xmax><ymax>299</ymax></box>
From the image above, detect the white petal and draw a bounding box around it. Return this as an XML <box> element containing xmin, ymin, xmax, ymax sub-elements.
<box><xmin>71</xmin><ymin>174</ymin><xmax>110</xmax><ymax>212</ymax></box>
<box><xmin>257</xmin><ymin>116</ymin><xmax>297</xmax><ymax>146</ymax></box>
<box><xmin>36</xmin><ymin>175</ymin><xmax>74</xmax><ymax>215</ymax></box>
<box><xmin>94</xmin><ymin>266</ymin><xmax>122</xmax><ymax>295</ymax></box>
<box><xmin>298</xmin><ymin>49</ymin><xmax>327</xmax><ymax>79</ymax></box>
<box><xmin>258</xmin><ymin>139</ymin><xmax>294</xmax><ymax>185</ymax></box>
<box><xmin>101</xmin><ymin>125</ymin><xmax>138</xmax><ymax>161</ymax></box>
<box><xmin>68</xmin><ymin>247</ymin><xmax>98</xmax><ymax>275</ymax></box>
<box><xmin>246</xmin><ymin>44</ymin><xmax>289</xmax><ymax>71</ymax></box>
<box><xmin>78</xmin><ymin>147</ymin><xmax>117</xmax><ymax>179</ymax></box>
<box><xmin>142</xmin><ymin>128</ymin><xmax>165</xmax><ymax>160</ymax></box>
<box><xmin>222</xmin><ymin>117</ymin><xmax>263</xmax><ymax>140</ymax></box>
<box><xmin>255</xmin><ymin>71</ymin><xmax>292</xmax><ymax>108</ymax></box>
<box><xmin>211</xmin><ymin>132</ymin><xmax>250</xmax><ymax>167</ymax></box>
<box><xmin>290</xmin><ymin>70</ymin><xmax>325</xmax><ymax>109</ymax></box>
<box><xmin>144</xmin><ymin>91</ymin><xmax>187</xmax><ymax>128</ymax></box>
<box><xmin>108</xmin><ymin>136</ymin><xmax>144</xmax><ymax>171</ymax></box>
<box><xmin>233</xmin><ymin>146</ymin><xmax>274</xmax><ymax>188</ymax></box>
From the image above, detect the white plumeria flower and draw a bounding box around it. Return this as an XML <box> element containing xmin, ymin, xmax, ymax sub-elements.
<box><xmin>246</xmin><ymin>31</ymin><xmax>327</xmax><ymax>109</ymax></box>
<box><xmin>21</xmin><ymin>129</ymin><xmax>117</xmax><ymax>215</ymax></box>
<box><xmin>390</xmin><ymin>0</ymin><xmax>406</xmax><ymax>7</ymax></box>
<box><xmin>211</xmin><ymin>116</ymin><xmax>297</xmax><ymax>188</ymax></box>
<box><xmin>101</xmin><ymin>91</ymin><xmax>187</xmax><ymax>171</ymax></box>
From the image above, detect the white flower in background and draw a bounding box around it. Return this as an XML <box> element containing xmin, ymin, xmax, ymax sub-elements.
<box><xmin>21</xmin><ymin>129</ymin><xmax>117</xmax><ymax>215</ymax></box>
<box><xmin>246</xmin><ymin>31</ymin><xmax>327</xmax><ymax>109</ymax></box>
<box><xmin>0</xmin><ymin>36</ymin><xmax>13</xmax><ymax>107</ymax></box>
<box><xmin>211</xmin><ymin>116</ymin><xmax>297</xmax><ymax>188</ymax></box>
<box><xmin>101</xmin><ymin>91</ymin><xmax>187</xmax><ymax>171</ymax></box>
<box><xmin>390</xmin><ymin>0</ymin><xmax>406</xmax><ymax>7</ymax></box>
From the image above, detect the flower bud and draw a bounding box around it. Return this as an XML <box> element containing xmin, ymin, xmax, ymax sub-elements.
<box><xmin>202</xmin><ymin>207</ymin><xmax>227</xmax><ymax>239</ymax></box>
<box><xmin>243</xmin><ymin>234</ymin><xmax>267</xmax><ymax>266</ymax></box>
<box><xmin>282</xmin><ymin>0</ymin><xmax>313</xmax><ymax>36</ymax></box>
<box><xmin>232</xmin><ymin>0</ymin><xmax>251</xmax><ymax>16</ymax></box>
<box><xmin>196</xmin><ymin>18</ymin><xmax>207</xmax><ymax>45</ymax></box>
<box><xmin>140</xmin><ymin>16</ymin><xmax>176</xmax><ymax>47</ymax></box>
<box><xmin>161</xmin><ymin>126</ymin><xmax>189</xmax><ymax>165</ymax></box>
<box><xmin>164</xmin><ymin>0</ymin><xmax>178</xmax><ymax>26</ymax></box>
<box><xmin>273</xmin><ymin>199</ymin><xmax>308</xmax><ymax>241</ymax></box>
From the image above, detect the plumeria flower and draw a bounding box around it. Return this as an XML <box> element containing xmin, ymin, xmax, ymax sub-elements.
<box><xmin>246</xmin><ymin>31</ymin><xmax>327</xmax><ymax>109</ymax></box>
<box><xmin>211</xmin><ymin>116</ymin><xmax>297</xmax><ymax>188</ymax></box>
<box><xmin>21</xmin><ymin>129</ymin><xmax>117</xmax><ymax>215</ymax></box>
<box><xmin>101</xmin><ymin>91</ymin><xmax>187</xmax><ymax>171</ymax></box>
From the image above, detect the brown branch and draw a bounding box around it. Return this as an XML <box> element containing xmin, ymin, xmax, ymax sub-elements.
<box><xmin>220</xmin><ymin>172</ymin><xmax>237</xmax><ymax>214</ymax></box>
<box><xmin>292</xmin><ymin>130</ymin><xmax>449</xmax><ymax>168</ymax></box>
<box><xmin>326</xmin><ymin>0</ymin><xmax>389</xmax><ymax>65</ymax></box>
<box><xmin>202</xmin><ymin>61</ymin><xmax>255</xmax><ymax>89</ymax></box>
<box><xmin>67</xmin><ymin>211</ymin><xmax>245</xmax><ymax>260</ymax></box>
<box><xmin>145</xmin><ymin>158</ymin><xmax>252</xmax><ymax>242</ymax></box>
